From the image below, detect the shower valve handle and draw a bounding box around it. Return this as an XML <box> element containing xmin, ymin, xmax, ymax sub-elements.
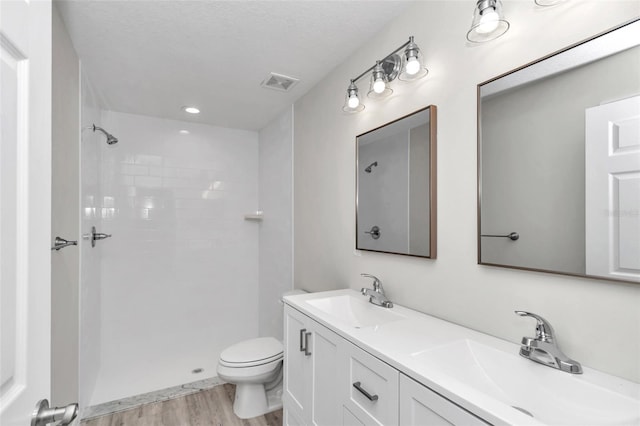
<box><xmin>364</xmin><ymin>226</ymin><xmax>381</xmax><ymax>240</ymax></box>
<box><xmin>84</xmin><ymin>226</ymin><xmax>112</xmax><ymax>248</ymax></box>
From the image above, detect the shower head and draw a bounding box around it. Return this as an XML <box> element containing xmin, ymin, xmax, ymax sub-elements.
<box><xmin>364</xmin><ymin>161</ymin><xmax>378</xmax><ymax>173</ymax></box>
<box><xmin>93</xmin><ymin>124</ymin><xmax>118</xmax><ymax>145</ymax></box>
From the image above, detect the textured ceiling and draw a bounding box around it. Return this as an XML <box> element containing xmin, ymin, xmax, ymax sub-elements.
<box><xmin>57</xmin><ymin>0</ymin><xmax>413</xmax><ymax>131</ymax></box>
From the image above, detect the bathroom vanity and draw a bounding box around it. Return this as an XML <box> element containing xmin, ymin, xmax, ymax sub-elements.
<box><xmin>282</xmin><ymin>290</ymin><xmax>640</xmax><ymax>426</ymax></box>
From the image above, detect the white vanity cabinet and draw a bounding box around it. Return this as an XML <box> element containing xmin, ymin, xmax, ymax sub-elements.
<box><xmin>283</xmin><ymin>305</ymin><xmax>343</xmax><ymax>426</ymax></box>
<box><xmin>283</xmin><ymin>304</ymin><xmax>487</xmax><ymax>426</ymax></box>
<box><xmin>399</xmin><ymin>374</ymin><xmax>489</xmax><ymax>426</ymax></box>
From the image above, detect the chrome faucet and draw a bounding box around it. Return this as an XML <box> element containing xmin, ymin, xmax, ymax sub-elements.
<box><xmin>361</xmin><ymin>274</ymin><xmax>393</xmax><ymax>308</ymax></box>
<box><xmin>515</xmin><ymin>311</ymin><xmax>582</xmax><ymax>374</ymax></box>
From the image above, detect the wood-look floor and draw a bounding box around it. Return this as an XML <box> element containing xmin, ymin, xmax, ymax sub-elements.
<box><xmin>82</xmin><ymin>384</ymin><xmax>282</xmax><ymax>426</ymax></box>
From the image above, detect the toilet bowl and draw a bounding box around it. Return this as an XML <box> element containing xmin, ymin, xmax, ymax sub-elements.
<box><xmin>217</xmin><ymin>337</ymin><xmax>284</xmax><ymax>419</ymax></box>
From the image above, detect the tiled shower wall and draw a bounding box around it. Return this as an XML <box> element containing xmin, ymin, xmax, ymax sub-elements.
<box><xmin>90</xmin><ymin>111</ymin><xmax>260</xmax><ymax>405</ymax></box>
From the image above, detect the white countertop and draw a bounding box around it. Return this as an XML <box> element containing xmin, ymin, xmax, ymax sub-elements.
<box><xmin>283</xmin><ymin>289</ymin><xmax>640</xmax><ymax>426</ymax></box>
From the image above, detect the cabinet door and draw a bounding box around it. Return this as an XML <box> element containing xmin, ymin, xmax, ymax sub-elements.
<box><xmin>284</xmin><ymin>408</ymin><xmax>306</xmax><ymax>426</ymax></box>
<box><xmin>399</xmin><ymin>374</ymin><xmax>489</xmax><ymax>426</ymax></box>
<box><xmin>343</xmin><ymin>341</ymin><xmax>399</xmax><ymax>426</ymax></box>
<box><xmin>283</xmin><ymin>306</ymin><xmax>311</xmax><ymax>418</ymax></box>
<box><xmin>309</xmin><ymin>321</ymin><xmax>342</xmax><ymax>426</ymax></box>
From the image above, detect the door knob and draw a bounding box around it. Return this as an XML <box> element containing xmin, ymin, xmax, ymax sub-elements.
<box><xmin>31</xmin><ymin>399</ymin><xmax>78</xmax><ymax>426</ymax></box>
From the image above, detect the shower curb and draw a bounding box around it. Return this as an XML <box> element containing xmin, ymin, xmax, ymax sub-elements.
<box><xmin>82</xmin><ymin>376</ymin><xmax>225</xmax><ymax>420</ymax></box>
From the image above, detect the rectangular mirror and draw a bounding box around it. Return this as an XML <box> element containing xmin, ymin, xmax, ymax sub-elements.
<box><xmin>356</xmin><ymin>106</ymin><xmax>437</xmax><ymax>258</ymax></box>
<box><xmin>478</xmin><ymin>19</ymin><xmax>640</xmax><ymax>283</ymax></box>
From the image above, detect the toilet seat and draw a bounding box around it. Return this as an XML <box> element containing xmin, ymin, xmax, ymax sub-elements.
<box><xmin>219</xmin><ymin>337</ymin><xmax>283</xmax><ymax>368</ymax></box>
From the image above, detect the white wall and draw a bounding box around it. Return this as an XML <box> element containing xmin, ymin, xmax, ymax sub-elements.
<box><xmin>91</xmin><ymin>111</ymin><xmax>260</xmax><ymax>404</ymax></box>
<box><xmin>258</xmin><ymin>107</ymin><xmax>294</xmax><ymax>340</ymax></box>
<box><xmin>79</xmin><ymin>73</ymin><xmax>104</xmax><ymax>412</ymax></box>
<box><xmin>293</xmin><ymin>0</ymin><xmax>640</xmax><ymax>382</ymax></box>
<box><xmin>51</xmin><ymin>5</ymin><xmax>80</xmax><ymax>407</ymax></box>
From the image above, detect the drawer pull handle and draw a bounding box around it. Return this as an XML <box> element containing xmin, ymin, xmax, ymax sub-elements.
<box><xmin>353</xmin><ymin>381</ymin><xmax>378</xmax><ymax>401</ymax></box>
<box><xmin>299</xmin><ymin>329</ymin><xmax>307</xmax><ymax>352</ymax></box>
<box><xmin>304</xmin><ymin>332</ymin><xmax>312</xmax><ymax>356</ymax></box>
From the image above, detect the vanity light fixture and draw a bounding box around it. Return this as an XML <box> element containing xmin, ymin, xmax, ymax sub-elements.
<box><xmin>343</xmin><ymin>36</ymin><xmax>428</xmax><ymax>113</ymax></box>
<box><xmin>368</xmin><ymin>61</ymin><xmax>393</xmax><ymax>99</ymax></box>
<box><xmin>343</xmin><ymin>80</ymin><xmax>365</xmax><ymax>113</ymax></box>
<box><xmin>182</xmin><ymin>106</ymin><xmax>200</xmax><ymax>114</ymax></box>
<box><xmin>466</xmin><ymin>0</ymin><xmax>510</xmax><ymax>43</ymax></box>
<box><xmin>399</xmin><ymin>36</ymin><xmax>428</xmax><ymax>81</ymax></box>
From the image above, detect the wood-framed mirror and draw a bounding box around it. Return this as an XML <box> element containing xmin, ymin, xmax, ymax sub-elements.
<box><xmin>478</xmin><ymin>19</ymin><xmax>640</xmax><ymax>283</ymax></box>
<box><xmin>356</xmin><ymin>106</ymin><xmax>437</xmax><ymax>258</ymax></box>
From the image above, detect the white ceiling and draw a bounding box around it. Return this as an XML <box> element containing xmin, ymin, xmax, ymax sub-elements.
<box><xmin>57</xmin><ymin>0</ymin><xmax>414</xmax><ymax>131</ymax></box>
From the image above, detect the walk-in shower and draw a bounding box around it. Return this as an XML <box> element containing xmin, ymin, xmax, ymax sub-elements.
<box><xmin>364</xmin><ymin>161</ymin><xmax>378</xmax><ymax>173</ymax></box>
<box><xmin>92</xmin><ymin>124</ymin><xmax>118</xmax><ymax>144</ymax></box>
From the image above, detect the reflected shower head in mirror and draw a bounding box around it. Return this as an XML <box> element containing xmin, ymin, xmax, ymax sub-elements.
<box><xmin>92</xmin><ymin>124</ymin><xmax>118</xmax><ymax>145</ymax></box>
<box><xmin>364</xmin><ymin>161</ymin><xmax>378</xmax><ymax>173</ymax></box>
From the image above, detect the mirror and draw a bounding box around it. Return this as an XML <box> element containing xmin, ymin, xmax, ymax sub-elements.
<box><xmin>478</xmin><ymin>19</ymin><xmax>640</xmax><ymax>283</ymax></box>
<box><xmin>356</xmin><ymin>106</ymin><xmax>437</xmax><ymax>258</ymax></box>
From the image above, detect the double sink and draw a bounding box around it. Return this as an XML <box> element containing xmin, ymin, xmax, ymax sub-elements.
<box><xmin>296</xmin><ymin>290</ymin><xmax>640</xmax><ymax>426</ymax></box>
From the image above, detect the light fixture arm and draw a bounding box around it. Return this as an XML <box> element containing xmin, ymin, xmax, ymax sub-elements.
<box><xmin>349</xmin><ymin>37</ymin><xmax>413</xmax><ymax>84</ymax></box>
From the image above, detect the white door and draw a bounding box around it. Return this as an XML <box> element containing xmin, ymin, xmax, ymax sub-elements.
<box><xmin>0</xmin><ymin>0</ymin><xmax>53</xmax><ymax>424</ymax></box>
<box><xmin>586</xmin><ymin>95</ymin><xmax>640</xmax><ymax>282</ymax></box>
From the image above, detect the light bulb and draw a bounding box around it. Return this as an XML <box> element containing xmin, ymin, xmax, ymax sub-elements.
<box><xmin>348</xmin><ymin>94</ymin><xmax>360</xmax><ymax>109</ymax></box>
<box><xmin>476</xmin><ymin>9</ymin><xmax>499</xmax><ymax>34</ymax></box>
<box><xmin>373</xmin><ymin>78</ymin><xmax>386</xmax><ymax>94</ymax></box>
<box><xmin>183</xmin><ymin>106</ymin><xmax>200</xmax><ymax>114</ymax></box>
<box><xmin>405</xmin><ymin>56</ymin><xmax>420</xmax><ymax>75</ymax></box>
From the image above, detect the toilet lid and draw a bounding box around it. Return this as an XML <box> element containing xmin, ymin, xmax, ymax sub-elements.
<box><xmin>220</xmin><ymin>337</ymin><xmax>283</xmax><ymax>366</ymax></box>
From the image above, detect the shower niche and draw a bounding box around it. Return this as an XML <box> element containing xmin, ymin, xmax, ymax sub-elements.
<box><xmin>356</xmin><ymin>106</ymin><xmax>437</xmax><ymax>258</ymax></box>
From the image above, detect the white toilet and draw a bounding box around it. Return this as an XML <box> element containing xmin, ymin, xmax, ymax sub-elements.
<box><xmin>217</xmin><ymin>336</ymin><xmax>284</xmax><ymax>419</ymax></box>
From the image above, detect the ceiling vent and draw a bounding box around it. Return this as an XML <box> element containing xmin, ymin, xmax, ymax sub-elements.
<box><xmin>261</xmin><ymin>72</ymin><xmax>300</xmax><ymax>92</ymax></box>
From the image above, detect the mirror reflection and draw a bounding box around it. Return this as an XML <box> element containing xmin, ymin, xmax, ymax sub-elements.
<box><xmin>478</xmin><ymin>19</ymin><xmax>640</xmax><ymax>283</ymax></box>
<box><xmin>356</xmin><ymin>106</ymin><xmax>437</xmax><ymax>258</ymax></box>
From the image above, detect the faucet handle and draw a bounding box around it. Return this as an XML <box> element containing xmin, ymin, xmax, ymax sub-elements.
<box><xmin>515</xmin><ymin>311</ymin><xmax>555</xmax><ymax>342</ymax></box>
<box><xmin>360</xmin><ymin>273</ymin><xmax>382</xmax><ymax>291</ymax></box>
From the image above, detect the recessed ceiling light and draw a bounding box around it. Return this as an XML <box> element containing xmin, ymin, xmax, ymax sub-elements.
<box><xmin>182</xmin><ymin>106</ymin><xmax>200</xmax><ymax>114</ymax></box>
<box><xmin>179</xmin><ymin>130</ymin><xmax>190</xmax><ymax>134</ymax></box>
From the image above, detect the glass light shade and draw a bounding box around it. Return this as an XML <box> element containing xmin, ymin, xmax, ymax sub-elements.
<box><xmin>399</xmin><ymin>39</ymin><xmax>428</xmax><ymax>81</ymax></box>
<box><xmin>367</xmin><ymin>63</ymin><xmax>392</xmax><ymax>99</ymax></box>
<box><xmin>343</xmin><ymin>82</ymin><xmax>365</xmax><ymax>113</ymax></box>
<box><xmin>466</xmin><ymin>0</ymin><xmax>510</xmax><ymax>43</ymax></box>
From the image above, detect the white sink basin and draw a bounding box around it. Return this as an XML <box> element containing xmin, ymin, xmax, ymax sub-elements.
<box><xmin>414</xmin><ymin>339</ymin><xmax>640</xmax><ymax>425</ymax></box>
<box><xmin>306</xmin><ymin>294</ymin><xmax>406</xmax><ymax>328</ymax></box>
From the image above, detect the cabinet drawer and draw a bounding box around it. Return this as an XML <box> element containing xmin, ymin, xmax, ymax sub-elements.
<box><xmin>400</xmin><ymin>374</ymin><xmax>490</xmax><ymax>426</ymax></box>
<box><xmin>343</xmin><ymin>341</ymin><xmax>399</xmax><ymax>426</ymax></box>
